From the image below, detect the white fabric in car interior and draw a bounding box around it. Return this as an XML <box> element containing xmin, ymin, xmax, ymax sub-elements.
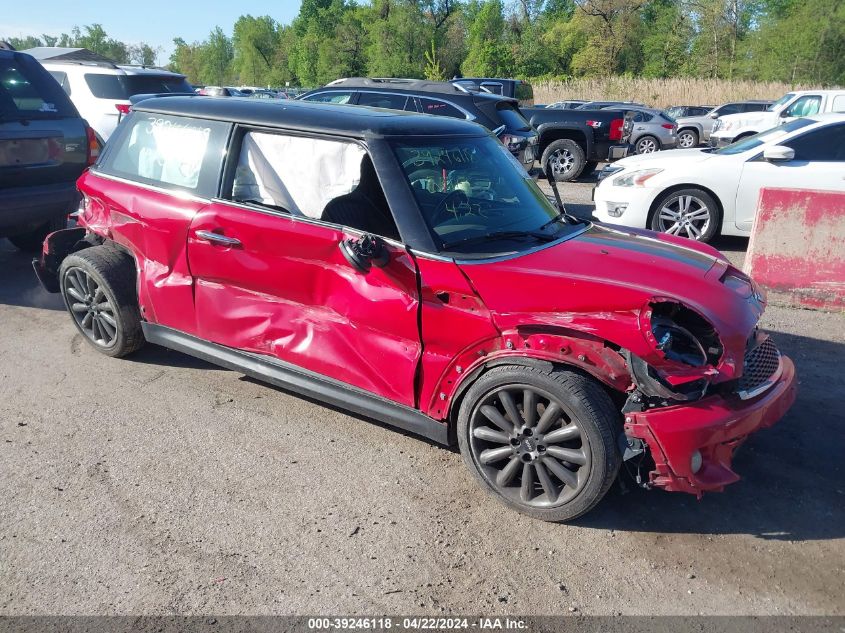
<box><xmin>235</xmin><ymin>132</ymin><xmax>366</xmax><ymax>218</ymax></box>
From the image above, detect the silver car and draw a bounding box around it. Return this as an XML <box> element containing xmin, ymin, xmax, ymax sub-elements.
<box><xmin>674</xmin><ymin>100</ymin><xmax>773</xmax><ymax>148</ymax></box>
<box><xmin>602</xmin><ymin>106</ymin><xmax>677</xmax><ymax>153</ymax></box>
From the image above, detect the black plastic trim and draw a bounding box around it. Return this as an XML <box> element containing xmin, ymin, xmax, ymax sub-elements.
<box><xmin>141</xmin><ymin>323</ymin><xmax>449</xmax><ymax>445</ymax></box>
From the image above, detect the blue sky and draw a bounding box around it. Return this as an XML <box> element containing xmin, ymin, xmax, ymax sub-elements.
<box><xmin>3</xmin><ymin>0</ymin><xmax>303</xmax><ymax>63</ymax></box>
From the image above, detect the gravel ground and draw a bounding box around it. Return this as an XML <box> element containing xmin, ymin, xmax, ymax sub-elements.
<box><xmin>0</xmin><ymin>191</ymin><xmax>843</xmax><ymax>616</ymax></box>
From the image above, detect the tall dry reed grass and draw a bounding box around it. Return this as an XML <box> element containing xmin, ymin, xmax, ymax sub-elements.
<box><xmin>532</xmin><ymin>77</ymin><xmax>806</xmax><ymax>108</ymax></box>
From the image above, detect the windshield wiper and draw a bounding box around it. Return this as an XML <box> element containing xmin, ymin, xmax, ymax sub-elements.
<box><xmin>441</xmin><ymin>230</ymin><xmax>556</xmax><ymax>251</ymax></box>
<box><xmin>540</xmin><ymin>169</ymin><xmax>584</xmax><ymax>229</ymax></box>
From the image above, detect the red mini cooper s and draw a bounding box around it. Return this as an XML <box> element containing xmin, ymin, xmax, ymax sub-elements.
<box><xmin>35</xmin><ymin>96</ymin><xmax>797</xmax><ymax>521</ymax></box>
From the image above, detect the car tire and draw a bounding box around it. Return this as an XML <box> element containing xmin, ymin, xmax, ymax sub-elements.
<box><xmin>650</xmin><ymin>188</ymin><xmax>720</xmax><ymax>243</ymax></box>
<box><xmin>635</xmin><ymin>135</ymin><xmax>660</xmax><ymax>154</ymax></box>
<box><xmin>457</xmin><ymin>364</ymin><xmax>621</xmax><ymax>522</ymax></box>
<box><xmin>581</xmin><ymin>161</ymin><xmax>599</xmax><ymax>176</ymax></box>
<box><xmin>541</xmin><ymin>139</ymin><xmax>586</xmax><ymax>182</ymax></box>
<box><xmin>677</xmin><ymin>129</ymin><xmax>699</xmax><ymax>148</ymax></box>
<box><xmin>59</xmin><ymin>245</ymin><xmax>145</xmax><ymax>358</ymax></box>
<box><xmin>8</xmin><ymin>216</ymin><xmax>67</xmax><ymax>252</ymax></box>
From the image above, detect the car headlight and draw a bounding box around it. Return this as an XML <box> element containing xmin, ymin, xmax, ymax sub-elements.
<box><xmin>612</xmin><ymin>168</ymin><xmax>663</xmax><ymax>187</ymax></box>
<box><xmin>712</xmin><ymin>119</ymin><xmax>722</xmax><ymax>132</ymax></box>
<box><xmin>641</xmin><ymin>300</ymin><xmax>723</xmax><ymax>367</ymax></box>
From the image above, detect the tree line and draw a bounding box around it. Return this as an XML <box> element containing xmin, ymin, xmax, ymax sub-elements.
<box><xmin>6</xmin><ymin>0</ymin><xmax>843</xmax><ymax>88</ymax></box>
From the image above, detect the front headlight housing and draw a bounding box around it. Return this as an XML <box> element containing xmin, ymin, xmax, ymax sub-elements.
<box><xmin>641</xmin><ymin>300</ymin><xmax>723</xmax><ymax>367</ymax></box>
<box><xmin>612</xmin><ymin>168</ymin><xmax>663</xmax><ymax>187</ymax></box>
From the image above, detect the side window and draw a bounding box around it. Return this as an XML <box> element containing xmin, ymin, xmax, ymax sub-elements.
<box><xmin>481</xmin><ymin>82</ymin><xmax>503</xmax><ymax>96</ymax></box>
<box><xmin>632</xmin><ymin>112</ymin><xmax>644</xmax><ymax>123</ymax></box>
<box><xmin>783</xmin><ymin>123</ymin><xmax>845</xmax><ymax>161</ymax></box>
<box><xmin>356</xmin><ymin>92</ymin><xmax>408</xmax><ymax>111</ymax></box>
<box><xmin>716</xmin><ymin>104</ymin><xmax>741</xmax><ymax>116</ymax></box>
<box><xmin>99</xmin><ymin>113</ymin><xmax>229</xmax><ymax>197</ymax></box>
<box><xmin>784</xmin><ymin>95</ymin><xmax>821</xmax><ymax>117</ymax></box>
<box><xmin>48</xmin><ymin>71</ymin><xmax>71</xmax><ymax>96</ymax></box>
<box><xmin>418</xmin><ymin>98</ymin><xmax>466</xmax><ymax>119</ymax></box>
<box><xmin>302</xmin><ymin>91</ymin><xmax>352</xmax><ymax>104</ymax></box>
<box><xmin>745</xmin><ymin>103</ymin><xmax>768</xmax><ymax>112</ymax></box>
<box><xmin>832</xmin><ymin>95</ymin><xmax>845</xmax><ymax>113</ymax></box>
<box><xmin>228</xmin><ymin>131</ymin><xmax>400</xmax><ymax>240</ymax></box>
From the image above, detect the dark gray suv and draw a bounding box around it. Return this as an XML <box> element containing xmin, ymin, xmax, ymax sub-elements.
<box><xmin>1</xmin><ymin>48</ymin><xmax>92</xmax><ymax>250</ymax></box>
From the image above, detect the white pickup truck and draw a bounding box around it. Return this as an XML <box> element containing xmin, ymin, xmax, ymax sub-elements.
<box><xmin>709</xmin><ymin>89</ymin><xmax>845</xmax><ymax>147</ymax></box>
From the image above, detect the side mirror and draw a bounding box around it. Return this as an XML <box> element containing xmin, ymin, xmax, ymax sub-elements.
<box><xmin>763</xmin><ymin>146</ymin><xmax>795</xmax><ymax>162</ymax></box>
<box><xmin>708</xmin><ymin>112</ymin><xmax>719</xmax><ymax>119</ymax></box>
<box><xmin>340</xmin><ymin>234</ymin><xmax>389</xmax><ymax>273</ymax></box>
<box><xmin>778</xmin><ymin>109</ymin><xmax>790</xmax><ymax>118</ymax></box>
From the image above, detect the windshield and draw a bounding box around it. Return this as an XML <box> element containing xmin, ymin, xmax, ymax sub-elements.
<box><xmin>84</xmin><ymin>73</ymin><xmax>193</xmax><ymax>100</ymax></box>
<box><xmin>714</xmin><ymin>118</ymin><xmax>816</xmax><ymax>155</ymax></box>
<box><xmin>392</xmin><ymin>136</ymin><xmax>580</xmax><ymax>255</ymax></box>
<box><xmin>768</xmin><ymin>93</ymin><xmax>796</xmax><ymax>111</ymax></box>
<box><xmin>0</xmin><ymin>54</ymin><xmax>77</xmax><ymax>119</ymax></box>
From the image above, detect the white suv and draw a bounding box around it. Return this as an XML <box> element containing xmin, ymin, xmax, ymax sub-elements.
<box><xmin>710</xmin><ymin>89</ymin><xmax>845</xmax><ymax>147</ymax></box>
<box><xmin>34</xmin><ymin>59</ymin><xmax>192</xmax><ymax>142</ymax></box>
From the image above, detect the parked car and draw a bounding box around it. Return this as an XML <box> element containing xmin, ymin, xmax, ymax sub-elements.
<box><xmin>602</xmin><ymin>105</ymin><xmax>677</xmax><ymax>154</ymax></box>
<box><xmin>0</xmin><ymin>49</ymin><xmax>94</xmax><ymax>250</ymax></box>
<box><xmin>665</xmin><ymin>105</ymin><xmax>713</xmax><ymax>119</ymax></box>
<box><xmin>200</xmin><ymin>86</ymin><xmax>242</xmax><ymax>97</ymax></box>
<box><xmin>545</xmin><ymin>100</ymin><xmax>589</xmax><ymax>109</ymax></box>
<box><xmin>593</xmin><ymin>114</ymin><xmax>845</xmax><ymax>241</ymax></box>
<box><xmin>674</xmin><ymin>100</ymin><xmax>772</xmax><ymax>149</ymax></box>
<box><xmin>26</xmin><ymin>52</ymin><xmax>192</xmax><ymax>142</ymax></box>
<box><xmin>575</xmin><ymin>100</ymin><xmax>645</xmax><ymax>110</ymax></box>
<box><xmin>523</xmin><ymin>106</ymin><xmax>634</xmax><ymax>181</ymax></box>
<box><xmin>298</xmin><ymin>78</ymin><xmax>538</xmax><ymax>170</ymax></box>
<box><xmin>451</xmin><ymin>77</ymin><xmax>534</xmax><ymax>107</ymax></box>
<box><xmin>709</xmin><ymin>89</ymin><xmax>845</xmax><ymax>147</ymax></box>
<box><xmin>34</xmin><ymin>95</ymin><xmax>796</xmax><ymax>522</ymax></box>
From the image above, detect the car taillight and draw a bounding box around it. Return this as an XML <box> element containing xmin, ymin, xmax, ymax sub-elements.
<box><xmin>662</xmin><ymin>123</ymin><xmax>676</xmax><ymax>130</ymax></box>
<box><xmin>585</xmin><ymin>120</ymin><xmax>602</xmax><ymax>128</ymax></box>
<box><xmin>609</xmin><ymin>118</ymin><xmax>624</xmax><ymax>141</ymax></box>
<box><xmin>115</xmin><ymin>103</ymin><xmax>131</xmax><ymax>115</ymax></box>
<box><xmin>85</xmin><ymin>126</ymin><xmax>100</xmax><ymax>166</ymax></box>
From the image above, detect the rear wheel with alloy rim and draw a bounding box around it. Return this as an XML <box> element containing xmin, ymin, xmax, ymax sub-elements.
<box><xmin>650</xmin><ymin>188</ymin><xmax>719</xmax><ymax>242</ymax></box>
<box><xmin>457</xmin><ymin>365</ymin><xmax>621</xmax><ymax>522</ymax></box>
<box><xmin>59</xmin><ymin>245</ymin><xmax>145</xmax><ymax>358</ymax></box>
<box><xmin>541</xmin><ymin>139</ymin><xmax>586</xmax><ymax>182</ymax></box>
<box><xmin>635</xmin><ymin>135</ymin><xmax>660</xmax><ymax>154</ymax></box>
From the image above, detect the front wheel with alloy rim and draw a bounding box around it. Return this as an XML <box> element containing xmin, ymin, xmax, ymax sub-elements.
<box><xmin>457</xmin><ymin>365</ymin><xmax>621</xmax><ymax>522</ymax></box>
<box><xmin>541</xmin><ymin>139</ymin><xmax>586</xmax><ymax>182</ymax></box>
<box><xmin>635</xmin><ymin>135</ymin><xmax>660</xmax><ymax>154</ymax></box>
<box><xmin>677</xmin><ymin>129</ymin><xmax>699</xmax><ymax>148</ymax></box>
<box><xmin>59</xmin><ymin>245</ymin><xmax>145</xmax><ymax>358</ymax></box>
<box><xmin>650</xmin><ymin>188</ymin><xmax>719</xmax><ymax>242</ymax></box>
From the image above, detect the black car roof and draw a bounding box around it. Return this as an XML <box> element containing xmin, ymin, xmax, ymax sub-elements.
<box><xmin>132</xmin><ymin>95</ymin><xmax>488</xmax><ymax>137</ymax></box>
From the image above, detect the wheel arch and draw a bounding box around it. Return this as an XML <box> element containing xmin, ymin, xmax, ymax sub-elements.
<box><xmin>537</xmin><ymin>127</ymin><xmax>588</xmax><ymax>157</ymax></box>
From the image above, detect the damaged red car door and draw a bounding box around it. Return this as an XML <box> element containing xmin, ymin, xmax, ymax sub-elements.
<box><xmin>185</xmin><ymin>131</ymin><xmax>421</xmax><ymax>408</ymax></box>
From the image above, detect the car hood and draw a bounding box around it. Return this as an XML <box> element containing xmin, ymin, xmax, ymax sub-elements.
<box><xmin>717</xmin><ymin>111</ymin><xmax>777</xmax><ymax>130</ymax></box>
<box><xmin>458</xmin><ymin>223</ymin><xmax>762</xmax><ymax>372</ymax></box>
<box><xmin>613</xmin><ymin>147</ymin><xmax>712</xmax><ymax>169</ymax></box>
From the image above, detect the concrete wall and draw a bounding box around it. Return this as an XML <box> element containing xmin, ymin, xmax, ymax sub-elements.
<box><xmin>744</xmin><ymin>188</ymin><xmax>845</xmax><ymax>312</ymax></box>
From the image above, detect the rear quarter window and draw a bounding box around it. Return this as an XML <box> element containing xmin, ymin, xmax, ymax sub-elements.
<box><xmin>419</xmin><ymin>98</ymin><xmax>465</xmax><ymax>119</ymax></box>
<box><xmin>97</xmin><ymin>112</ymin><xmax>229</xmax><ymax>197</ymax></box>
<box><xmin>0</xmin><ymin>54</ymin><xmax>77</xmax><ymax>118</ymax></box>
<box><xmin>495</xmin><ymin>103</ymin><xmax>531</xmax><ymax>131</ymax></box>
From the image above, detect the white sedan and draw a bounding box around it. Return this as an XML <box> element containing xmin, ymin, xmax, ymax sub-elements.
<box><xmin>592</xmin><ymin>114</ymin><xmax>845</xmax><ymax>242</ymax></box>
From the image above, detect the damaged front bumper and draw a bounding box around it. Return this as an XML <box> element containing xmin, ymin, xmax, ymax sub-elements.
<box><xmin>624</xmin><ymin>355</ymin><xmax>797</xmax><ymax>495</ymax></box>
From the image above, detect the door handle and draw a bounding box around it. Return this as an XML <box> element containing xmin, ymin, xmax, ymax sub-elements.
<box><xmin>195</xmin><ymin>230</ymin><xmax>242</xmax><ymax>247</ymax></box>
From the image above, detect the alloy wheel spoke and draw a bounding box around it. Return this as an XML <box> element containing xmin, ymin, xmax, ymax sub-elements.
<box><xmin>660</xmin><ymin>208</ymin><xmax>679</xmax><ymax>221</ymax></box>
<box><xmin>542</xmin><ymin>423</ymin><xmax>581</xmax><ymax>444</ymax></box>
<box><xmin>499</xmin><ymin>391</ymin><xmax>523</xmax><ymax>427</ymax></box>
<box><xmin>81</xmin><ymin>312</ymin><xmax>93</xmax><ymax>329</ymax></box>
<box><xmin>687</xmin><ymin>223</ymin><xmax>702</xmax><ymax>239</ymax></box>
<box><xmin>534</xmin><ymin>402</ymin><xmax>562</xmax><ymax>434</ymax></box>
<box><xmin>520</xmin><ymin>463</ymin><xmax>535</xmax><ymax>502</ymax></box>
<box><xmin>496</xmin><ymin>456</ymin><xmax>523</xmax><ymax>487</ymax></box>
<box><xmin>68</xmin><ymin>271</ymin><xmax>86</xmax><ymax>297</ymax></box>
<box><xmin>534</xmin><ymin>462</ymin><xmax>558</xmax><ymax>502</ymax></box>
<box><xmin>546</xmin><ymin>446</ymin><xmax>587</xmax><ymax>465</ymax></box>
<box><xmin>97</xmin><ymin>315</ymin><xmax>116</xmax><ymax>339</ymax></box>
<box><xmin>480</xmin><ymin>405</ymin><xmax>515</xmax><ymax>434</ymax></box>
<box><xmin>543</xmin><ymin>456</ymin><xmax>579</xmax><ymax>489</ymax></box>
<box><xmin>473</xmin><ymin>426</ymin><xmax>511</xmax><ymax>444</ymax></box>
<box><xmin>91</xmin><ymin>316</ymin><xmax>103</xmax><ymax>342</ymax></box>
<box><xmin>479</xmin><ymin>446</ymin><xmax>514</xmax><ymax>465</ymax></box>
<box><xmin>522</xmin><ymin>390</ymin><xmax>537</xmax><ymax>428</ymax></box>
<box><xmin>70</xmin><ymin>302</ymin><xmax>88</xmax><ymax>313</ymax></box>
<box><xmin>666</xmin><ymin>222</ymin><xmax>681</xmax><ymax>235</ymax></box>
<box><xmin>687</xmin><ymin>208</ymin><xmax>709</xmax><ymax>220</ymax></box>
<box><xmin>85</xmin><ymin>273</ymin><xmax>97</xmax><ymax>297</ymax></box>
<box><xmin>66</xmin><ymin>286</ymin><xmax>85</xmax><ymax>302</ymax></box>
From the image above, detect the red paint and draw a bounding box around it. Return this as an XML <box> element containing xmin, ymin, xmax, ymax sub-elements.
<box><xmin>746</xmin><ymin>188</ymin><xmax>845</xmax><ymax>312</ymax></box>
<box><xmin>75</xmin><ymin>169</ymin><xmax>798</xmax><ymax>497</ymax></box>
<box><xmin>625</xmin><ymin>357</ymin><xmax>796</xmax><ymax>494</ymax></box>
